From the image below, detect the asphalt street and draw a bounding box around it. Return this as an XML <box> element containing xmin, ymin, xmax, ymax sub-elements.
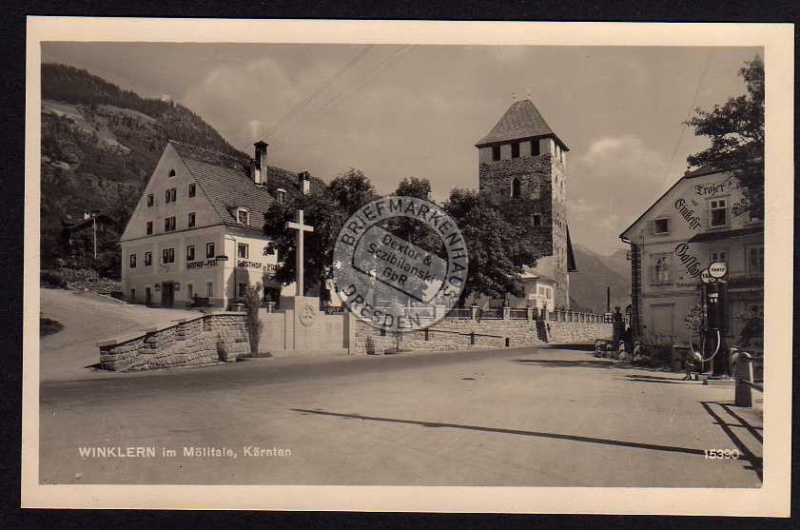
<box><xmin>39</xmin><ymin>346</ymin><xmax>764</xmax><ymax>487</ymax></box>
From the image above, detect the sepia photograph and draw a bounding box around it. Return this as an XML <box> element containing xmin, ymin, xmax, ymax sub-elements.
<box><xmin>23</xmin><ymin>18</ymin><xmax>793</xmax><ymax>515</ymax></box>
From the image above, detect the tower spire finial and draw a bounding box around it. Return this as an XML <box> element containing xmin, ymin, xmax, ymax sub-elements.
<box><xmin>511</xmin><ymin>91</ymin><xmax>516</xmax><ymax>102</ymax></box>
<box><xmin>526</xmin><ymin>88</ymin><xmax>531</xmax><ymax>100</ymax></box>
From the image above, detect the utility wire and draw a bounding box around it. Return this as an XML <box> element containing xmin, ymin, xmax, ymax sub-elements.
<box><xmin>271</xmin><ymin>45</ymin><xmax>415</xmax><ymax>147</ymax></box>
<box><xmin>264</xmin><ymin>45</ymin><xmax>375</xmax><ymax>139</ymax></box>
<box><xmin>659</xmin><ymin>49</ymin><xmax>714</xmax><ymax>190</ymax></box>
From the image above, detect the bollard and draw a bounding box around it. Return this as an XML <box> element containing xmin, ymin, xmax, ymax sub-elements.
<box><xmin>470</xmin><ymin>332</ymin><xmax>476</xmax><ymax>345</ymax></box>
<box><xmin>734</xmin><ymin>352</ymin><xmax>754</xmax><ymax>407</ymax></box>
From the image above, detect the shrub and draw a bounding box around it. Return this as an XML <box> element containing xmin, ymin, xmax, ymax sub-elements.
<box><xmin>243</xmin><ymin>283</ymin><xmax>264</xmax><ymax>355</ymax></box>
<box><xmin>40</xmin><ymin>270</ymin><xmax>67</xmax><ymax>288</ymax></box>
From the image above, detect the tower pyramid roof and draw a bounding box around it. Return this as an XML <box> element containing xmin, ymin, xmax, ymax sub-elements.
<box><xmin>476</xmin><ymin>99</ymin><xmax>568</xmax><ymax>151</ymax></box>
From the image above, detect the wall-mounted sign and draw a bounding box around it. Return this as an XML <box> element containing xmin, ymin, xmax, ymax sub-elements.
<box><xmin>700</xmin><ymin>269</ymin><xmax>716</xmax><ymax>284</ymax></box>
<box><xmin>187</xmin><ymin>259</ymin><xmax>219</xmax><ymax>269</ymax></box>
<box><xmin>708</xmin><ymin>261</ymin><xmax>728</xmax><ymax>279</ymax></box>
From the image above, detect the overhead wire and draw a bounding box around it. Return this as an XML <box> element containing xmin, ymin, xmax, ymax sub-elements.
<box><xmin>263</xmin><ymin>45</ymin><xmax>375</xmax><ymax>139</ymax></box>
<box><xmin>658</xmin><ymin>49</ymin><xmax>714</xmax><ymax>191</ymax></box>
<box><xmin>270</xmin><ymin>45</ymin><xmax>415</xmax><ymax>148</ymax></box>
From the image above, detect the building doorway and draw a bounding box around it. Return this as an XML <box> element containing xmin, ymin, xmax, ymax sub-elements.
<box><xmin>161</xmin><ymin>281</ymin><xmax>175</xmax><ymax>307</ymax></box>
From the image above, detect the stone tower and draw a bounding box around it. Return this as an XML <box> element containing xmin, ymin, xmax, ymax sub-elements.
<box><xmin>476</xmin><ymin>99</ymin><xmax>573</xmax><ymax>309</ymax></box>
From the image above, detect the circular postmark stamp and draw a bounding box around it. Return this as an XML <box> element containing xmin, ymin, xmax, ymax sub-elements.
<box><xmin>333</xmin><ymin>196</ymin><xmax>468</xmax><ymax>333</ymax></box>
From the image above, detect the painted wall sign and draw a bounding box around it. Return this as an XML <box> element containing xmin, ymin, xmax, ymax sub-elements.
<box><xmin>187</xmin><ymin>258</ymin><xmax>219</xmax><ymax>269</ymax></box>
<box><xmin>674</xmin><ymin>198</ymin><xmax>702</xmax><ymax>230</ymax></box>
<box><xmin>694</xmin><ymin>177</ymin><xmax>739</xmax><ymax>197</ymax></box>
<box><xmin>674</xmin><ymin>243</ymin><xmax>702</xmax><ymax>277</ymax></box>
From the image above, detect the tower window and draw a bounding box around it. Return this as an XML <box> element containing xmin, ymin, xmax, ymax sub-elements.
<box><xmin>511</xmin><ymin>178</ymin><xmax>521</xmax><ymax>198</ymax></box>
<box><xmin>530</xmin><ymin>140</ymin><xmax>540</xmax><ymax>156</ymax></box>
<box><xmin>492</xmin><ymin>146</ymin><xmax>501</xmax><ymax>161</ymax></box>
<box><xmin>511</xmin><ymin>142</ymin><xmax>520</xmax><ymax>159</ymax></box>
<box><xmin>532</xmin><ymin>214</ymin><xmax>542</xmax><ymax>227</ymax></box>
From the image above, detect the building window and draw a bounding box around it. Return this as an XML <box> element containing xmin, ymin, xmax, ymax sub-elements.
<box><xmin>146</xmin><ymin>221</ymin><xmax>153</xmax><ymax>235</ymax></box>
<box><xmin>709</xmin><ymin>198</ymin><xmax>728</xmax><ymax>228</ymax></box>
<box><xmin>492</xmin><ymin>145</ymin><xmax>501</xmax><ymax>161</ymax></box>
<box><xmin>186</xmin><ymin>245</ymin><xmax>195</xmax><ymax>262</ymax></box>
<box><xmin>747</xmin><ymin>246</ymin><xmax>764</xmax><ymax>274</ymax></box>
<box><xmin>144</xmin><ymin>251</ymin><xmax>152</xmax><ymax>266</ymax></box>
<box><xmin>206</xmin><ymin>281</ymin><xmax>214</xmax><ymax>298</ymax></box>
<box><xmin>238</xmin><ymin>283</ymin><xmax>248</xmax><ymax>298</ymax></box>
<box><xmin>238</xmin><ymin>243</ymin><xmax>249</xmax><ymax>259</ymax></box>
<box><xmin>165</xmin><ymin>188</ymin><xmax>177</xmax><ymax>204</ymax></box>
<box><xmin>162</xmin><ymin>248</ymin><xmax>175</xmax><ymax>264</ymax></box>
<box><xmin>530</xmin><ymin>140</ymin><xmax>540</xmax><ymax>156</ymax></box>
<box><xmin>276</xmin><ymin>188</ymin><xmax>287</xmax><ymax>205</ymax></box>
<box><xmin>653</xmin><ymin>218</ymin><xmax>670</xmax><ymax>235</ymax></box>
<box><xmin>237</xmin><ymin>208</ymin><xmax>249</xmax><ymax>225</ymax></box>
<box><xmin>147</xmin><ymin>194</ymin><xmax>154</xmax><ymax>207</ymax></box>
<box><xmin>711</xmin><ymin>250</ymin><xmax>727</xmax><ymax>263</ymax></box>
<box><xmin>188</xmin><ymin>183</ymin><xmax>196</xmax><ymax>198</ymax></box>
<box><xmin>164</xmin><ymin>216</ymin><xmax>176</xmax><ymax>232</ymax></box>
<box><xmin>129</xmin><ymin>254</ymin><xmax>136</xmax><ymax>268</ymax></box>
<box><xmin>511</xmin><ymin>142</ymin><xmax>520</xmax><ymax>159</ymax></box>
<box><xmin>206</xmin><ymin>242</ymin><xmax>215</xmax><ymax>259</ymax></box>
<box><xmin>652</xmin><ymin>254</ymin><xmax>672</xmax><ymax>284</ymax></box>
<box><xmin>511</xmin><ymin>178</ymin><xmax>521</xmax><ymax>198</ymax></box>
<box><xmin>187</xmin><ymin>283</ymin><xmax>194</xmax><ymax>300</ymax></box>
<box><xmin>532</xmin><ymin>214</ymin><xmax>541</xmax><ymax>227</ymax></box>
<box><xmin>188</xmin><ymin>212</ymin><xmax>196</xmax><ymax>228</ymax></box>
<box><xmin>546</xmin><ymin>287</ymin><xmax>552</xmax><ymax>300</ymax></box>
<box><xmin>168</xmin><ymin>169</ymin><xmax>176</xmax><ymax>178</ymax></box>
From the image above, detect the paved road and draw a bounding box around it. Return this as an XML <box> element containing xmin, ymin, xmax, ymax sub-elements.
<box><xmin>39</xmin><ymin>288</ymin><xmax>197</xmax><ymax>381</ymax></box>
<box><xmin>39</xmin><ymin>346</ymin><xmax>763</xmax><ymax>487</ymax></box>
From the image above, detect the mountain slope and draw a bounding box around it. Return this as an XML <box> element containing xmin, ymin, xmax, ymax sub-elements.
<box><xmin>569</xmin><ymin>245</ymin><xmax>630</xmax><ymax>313</ymax></box>
<box><xmin>40</xmin><ymin>63</ymin><xmax>247</xmax><ymax>273</ymax></box>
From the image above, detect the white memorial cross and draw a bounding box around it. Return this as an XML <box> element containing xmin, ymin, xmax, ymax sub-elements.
<box><xmin>286</xmin><ymin>209</ymin><xmax>314</xmax><ymax>296</ymax></box>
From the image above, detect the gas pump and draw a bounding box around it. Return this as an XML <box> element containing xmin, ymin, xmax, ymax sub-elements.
<box><xmin>698</xmin><ymin>261</ymin><xmax>730</xmax><ymax>377</ymax></box>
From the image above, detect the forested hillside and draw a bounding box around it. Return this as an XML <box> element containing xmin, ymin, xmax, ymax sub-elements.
<box><xmin>40</xmin><ymin>63</ymin><xmax>245</xmax><ymax>275</ymax></box>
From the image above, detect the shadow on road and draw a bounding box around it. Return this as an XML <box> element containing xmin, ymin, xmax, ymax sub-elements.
<box><xmin>290</xmin><ymin>408</ymin><xmax>709</xmax><ymax>457</ymax></box>
<box><xmin>701</xmin><ymin>401</ymin><xmax>763</xmax><ymax>481</ymax></box>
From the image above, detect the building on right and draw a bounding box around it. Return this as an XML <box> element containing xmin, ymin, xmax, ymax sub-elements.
<box><xmin>619</xmin><ymin>166</ymin><xmax>763</xmax><ymax>346</ymax></box>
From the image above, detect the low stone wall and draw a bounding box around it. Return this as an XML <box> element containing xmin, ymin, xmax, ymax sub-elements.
<box><xmin>352</xmin><ymin>317</ymin><xmax>612</xmax><ymax>355</ymax></box>
<box><xmin>98</xmin><ymin>312</ymin><xmax>250</xmax><ymax>372</ymax></box>
<box><xmin>546</xmin><ymin>321</ymin><xmax>613</xmax><ymax>345</ymax></box>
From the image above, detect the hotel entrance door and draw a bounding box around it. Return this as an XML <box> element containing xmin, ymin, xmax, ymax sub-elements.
<box><xmin>161</xmin><ymin>282</ymin><xmax>175</xmax><ymax>307</ymax></box>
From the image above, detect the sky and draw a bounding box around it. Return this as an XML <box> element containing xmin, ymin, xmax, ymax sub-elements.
<box><xmin>41</xmin><ymin>42</ymin><xmax>761</xmax><ymax>255</ymax></box>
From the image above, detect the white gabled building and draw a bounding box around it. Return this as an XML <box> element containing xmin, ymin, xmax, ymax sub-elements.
<box><xmin>120</xmin><ymin>140</ymin><xmax>305</xmax><ymax>308</ymax></box>
<box><xmin>619</xmin><ymin>166</ymin><xmax>764</xmax><ymax>345</ymax></box>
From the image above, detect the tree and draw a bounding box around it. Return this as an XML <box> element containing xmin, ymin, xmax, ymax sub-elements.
<box><xmin>263</xmin><ymin>169</ymin><xmax>375</xmax><ymax>298</ymax></box>
<box><xmin>685</xmin><ymin>56</ymin><xmax>764</xmax><ymax>218</ymax></box>
<box><xmin>443</xmin><ymin>189</ymin><xmax>540</xmax><ymax>303</ymax></box>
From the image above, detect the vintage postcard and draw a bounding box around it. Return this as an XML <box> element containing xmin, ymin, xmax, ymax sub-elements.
<box><xmin>23</xmin><ymin>18</ymin><xmax>793</xmax><ymax>514</ymax></box>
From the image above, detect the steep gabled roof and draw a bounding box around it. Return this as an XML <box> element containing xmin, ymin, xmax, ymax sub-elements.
<box><xmin>476</xmin><ymin>99</ymin><xmax>569</xmax><ymax>150</ymax></box>
<box><xmin>170</xmin><ymin>140</ymin><xmax>287</xmax><ymax>236</ymax></box>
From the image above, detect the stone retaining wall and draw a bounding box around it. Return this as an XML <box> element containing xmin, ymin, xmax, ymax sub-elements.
<box><xmin>352</xmin><ymin>317</ymin><xmax>612</xmax><ymax>354</ymax></box>
<box><xmin>98</xmin><ymin>312</ymin><xmax>250</xmax><ymax>372</ymax></box>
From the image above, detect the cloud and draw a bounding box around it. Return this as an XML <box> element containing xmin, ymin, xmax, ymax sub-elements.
<box><xmin>567</xmin><ymin>135</ymin><xmax>670</xmax><ymax>254</ymax></box>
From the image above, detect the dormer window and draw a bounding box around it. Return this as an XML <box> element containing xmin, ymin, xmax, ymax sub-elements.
<box><xmin>237</xmin><ymin>207</ymin><xmax>250</xmax><ymax>225</ymax></box>
<box><xmin>276</xmin><ymin>188</ymin><xmax>287</xmax><ymax>205</ymax></box>
<box><xmin>492</xmin><ymin>146</ymin><xmax>501</xmax><ymax>161</ymax></box>
<box><xmin>511</xmin><ymin>142</ymin><xmax>520</xmax><ymax>159</ymax></box>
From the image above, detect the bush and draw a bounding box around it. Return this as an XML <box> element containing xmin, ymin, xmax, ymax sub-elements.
<box><xmin>243</xmin><ymin>283</ymin><xmax>264</xmax><ymax>355</ymax></box>
<box><xmin>40</xmin><ymin>270</ymin><xmax>67</xmax><ymax>288</ymax></box>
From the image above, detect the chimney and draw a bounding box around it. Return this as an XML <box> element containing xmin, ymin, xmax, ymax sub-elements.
<box><xmin>253</xmin><ymin>141</ymin><xmax>268</xmax><ymax>185</ymax></box>
<box><xmin>298</xmin><ymin>171</ymin><xmax>311</xmax><ymax>196</ymax></box>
